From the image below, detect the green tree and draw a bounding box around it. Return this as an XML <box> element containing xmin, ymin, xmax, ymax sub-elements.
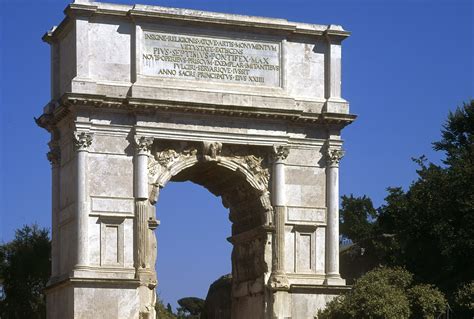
<box><xmin>176</xmin><ymin>297</ymin><xmax>205</xmax><ymax>318</ymax></box>
<box><xmin>453</xmin><ymin>281</ymin><xmax>474</xmax><ymax>318</ymax></box>
<box><xmin>155</xmin><ymin>296</ymin><xmax>178</xmax><ymax>319</ymax></box>
<box><xmin>339</xmin><ymin>101</ymin><xmax>474</xmax><ymax>302</ymax></box>
<box><xmin>340</xmin><ymin>195</ymin><xmax>377</xmax><ymax>243</ymax></box>
<box><xmin>317</xmin><ymin>267</ymin><xmax>446</xmax><ymax>319</ymax></box>
<box><xmin>0</xmin><ymin>225</ymin><xmax>51</xmax><ymax>319</ymax></box>
<box><xmin>408</xmin><ymin>284</ymin><xmax>447</xmax><ymax>319</ymax></box>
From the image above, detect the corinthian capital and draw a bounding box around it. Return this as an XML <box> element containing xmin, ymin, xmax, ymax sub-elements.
<box><xmin>326</xmin><ymin>148</ymin><xmax>345</xmax><ymax>167</ymax></box>
<box><xmin>47</xmin><ymin>148</ymin><xmax>61</xmax><ymax>165</ymax></box>
<box><xmin>73</xmin><ymin>132</ymin><xmax>93</xmax><ymax>151</ymax></box>
<box><xmin>272</xmin><ymin>145</ymin><xmax>290</xmax><ymax>162</ymax></box>
<box><xmin>47</xmin><ymin>140</ymin><xmax>61</xmax><ymax>165</ymax></box>
<box><xmin>134</xmin><ymin>136</ymin><xmax>154</xmax><ymax>155</ymax></box>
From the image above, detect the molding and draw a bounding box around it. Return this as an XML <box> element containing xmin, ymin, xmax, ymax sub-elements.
<box><xmin>36</xmin><ymin>93</ymin><xmax>356</xmax><ymax>136</ymax></box>
<box><xmin>289</xmin><ymin>284</ymin><xmax>351</xmax><ymax>294</ymax></box>
<box><xmin>227</xmin><ymin>225</ymin><xmax>274</xmax><ymax>244</ymax></box>
<box><xmin>45</xmin><ymin>276</ymin><xmax>140</xmax><ymax>292</ymax></box>
<box><xmin>43</xmin><ymin>2</ymin><xmax>349</xmax><ymax>44</ymax></box>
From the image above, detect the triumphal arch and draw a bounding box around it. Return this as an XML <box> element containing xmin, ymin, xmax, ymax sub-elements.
<box><xmin>36</xmin><ymin>1</ymin><xmax>355</xmax><ymax>318</ymax></box>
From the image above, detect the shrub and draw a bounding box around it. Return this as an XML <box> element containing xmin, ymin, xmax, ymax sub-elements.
<box><xmin>317</xmin><ymin>267</ymin><xmax>447</xmax><ymax>319</ymax></box>
<box><xmin>408</xmin><ymin>284</ymin><xmax>446</xmax><ymax>318</ymax></box>
<box><xmin>454</xmin><ymin>281</ymin><xmax>474</xmax><ymax>317</ymax></box>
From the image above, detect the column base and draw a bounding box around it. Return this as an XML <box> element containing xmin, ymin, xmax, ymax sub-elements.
<box><xmin>136</xmin><ymin>268</ymin><xmax>157</xmax><ymax>288</ymax></box>
<box><xmin>269</xmin><ymin>272</ymin><xmax>290</xmax><ymax>291</ymax></box>
<box><xmin>324</xmin><ymin>274</ymin><xmax>346</xmax><ymax>286</ymax></box>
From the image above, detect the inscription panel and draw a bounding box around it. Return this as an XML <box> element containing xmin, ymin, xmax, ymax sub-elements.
<box><xmin>142</xmin><ymin>31</ymin><xmax>281</xmax><ymax>87</ymax></box>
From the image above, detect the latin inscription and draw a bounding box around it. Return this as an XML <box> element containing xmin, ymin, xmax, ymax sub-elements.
<box><xmin>142</xmin><ymin>32</ymin><xmax>280</xmax><ymax>87</ymax></box>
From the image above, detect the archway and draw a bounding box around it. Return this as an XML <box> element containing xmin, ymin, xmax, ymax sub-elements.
<box><xmin>149</xmin><ymin>140</ymin><xmax>274</xmax><ymax>318</ymax></box>
<box><xmin>155</xmin><ymin>181</ymin><xmax>232</xmax><ymax>312</ymax></box>
<box><xmin>38</xmin><ymin>4</ymin><xmax>355</xmax><ymax>317</ymax></box>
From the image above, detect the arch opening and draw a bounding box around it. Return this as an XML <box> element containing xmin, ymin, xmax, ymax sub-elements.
<box><xmin>155</xmin><ymin>180</ymin><xmax>232</xmax><ymax>312</ymax></box>
<box><xmin>150</xmin><ymin>142</ymin><xmax>275</xmax><ymax>318</ymax></box>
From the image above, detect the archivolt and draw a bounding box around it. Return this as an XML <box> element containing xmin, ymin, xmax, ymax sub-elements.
<box><xmin>147</xmin><ymin>142</ymin><xmax>273</xmax><ymax>229</ymax></box>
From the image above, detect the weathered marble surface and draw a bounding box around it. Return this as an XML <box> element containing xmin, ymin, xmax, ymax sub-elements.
<box><xmin>38</xmin><ymin>1</ymin><xmax>355</xmax><ymax>318</ymax></box>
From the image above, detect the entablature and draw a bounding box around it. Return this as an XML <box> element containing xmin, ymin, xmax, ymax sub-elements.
<box><xmin>36</xmin><ymin>93</ymin><xmax>356</xmax><ymax>135</ymax></box>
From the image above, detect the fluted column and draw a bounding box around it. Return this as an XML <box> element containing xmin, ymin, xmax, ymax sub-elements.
<box><xmin>134</xmin><ymin>136</ymin><xmax>154</xmax><ymax>271</ymax></box>
<box><xmin>270</xmin><ymin>145</ymin><xmax>290</xmax><ymax>290</ymax></box>
<box><xmin>134</xmin><ymin>136</ymin><xmax>157</xmax><ymax>319</ymax></box>
<box><xmin>270</xmin><ymin>145</ymin><xmax>292</xmax><ymax>319</ymax></box>
<box><xmin>73</xmin><ymin>132</ymin><xmax>93</xmax><ymax>269</ymax></box>
<box><xmin>325</xmin><ymin>146</ymin><xmax>345</xmax><ymax>285</ymax></box>
<box><xmin>47</xmin><ymin>141</ymin><xmax>61</xmax><ymax>277</ymax></box>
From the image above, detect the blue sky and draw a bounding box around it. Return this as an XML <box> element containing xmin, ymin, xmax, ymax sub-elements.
<box><xmin>0</xmin><ymin>0</ymin><xmax>472</xmax><ymax>309</ymax></box>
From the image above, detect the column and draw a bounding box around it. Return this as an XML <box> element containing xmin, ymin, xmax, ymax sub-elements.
<box><xmin>134</xmin><ymin>136</ymin><xmax>154</xmax><ymax>272</ymax></box>
<box><xmin>134</xmin><ymin>136</ymin><xmax>157</xmax><ymax>319</ymax></box>
<box><xmin>270</xmin><ymin>145</ymin><xmax>291</xmax><ymax>319</ymax></box>
<box><xmin>271</xmin><ymin>145</ymin><xmax>290</xmax><ymax>283</ymax></box>
<box><xmin>73</xmin><ymin>131</ymin><xmax>93</xmax><ymax>269</ymax></box>
<box><xmin>47</xmin><ymin>141</ymin><xmax>61</xmax><ymax>278</ymax></box>
<box><xmin>325</xmin><ymin>146</ymin><xmax>346</xmax><ymax>285</ymax></box>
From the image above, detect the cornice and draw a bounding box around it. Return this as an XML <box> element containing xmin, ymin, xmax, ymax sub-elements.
<box><xmin>43</xmin><ymin>1</ymin><xmax>349</xmax><ymax>44</ymax></box>
<box><xmin>35</xmin><ymin>93</ymin><xmax>356</xmax><ymax>132</ymax></box>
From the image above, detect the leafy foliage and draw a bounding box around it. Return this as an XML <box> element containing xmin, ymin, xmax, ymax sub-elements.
<box><xmin>408</xmin><ymin>284</ymin><xmax>447</xmax><ymax>319</ymax></box>
<box><xmin>0</xmin><ymin>225</ymin><xmax>51</xmax><ymax>319</ymax></box>
<box><xmin>177</xmin><ymin>297</ymin><xmax>205</xmax><ymax>318</ymax></box>
<box><xmin>339</xmin><ymin>101</ymin><xmax>474</xmax><ymax>305</ymax></box>
<box><xmin>317</xmin><ymin>267</ymin><xmax>446</xmax><ymax>319</ymax></box>
<box><xmin>453</xmin><ymin>281</ymin><xmax>474</xmax><ymax>317</ymax></box>
<box><xmin>155</xmin><ymin>296</ymin><xmax>178</xmax><ymax>319</ymax></box>
<box><xmin>340</xmin><ymin>195</ymin><xmax>377</xmax><ymax>243</ymax></box>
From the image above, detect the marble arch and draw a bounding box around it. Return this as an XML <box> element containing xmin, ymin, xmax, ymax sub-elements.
<box><xmin>36</xmin><ymin>1</ymin><xmax>356</xmax><ymax>318</ymax></box>
<box><xmin>140</xmin><ymin>140</ymin><xmax>277</xmax><ymax>317</ymax></box>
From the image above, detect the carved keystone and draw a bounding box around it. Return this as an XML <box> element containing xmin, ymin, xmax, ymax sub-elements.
<box><xmin>203</xmin><ymin>141</ymin><xmax>222</xmax><ymax>161</ymax></box>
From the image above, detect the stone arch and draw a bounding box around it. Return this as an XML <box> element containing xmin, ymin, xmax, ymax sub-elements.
<box><xmin>146</xmin><ymin>140</ymin><xmax>275</xmax><ymax>317</ymax></box>
<box><xmin>148</xmin><ymin>141</ymin><xmax>274</xmax><ymax>226</ymax></box>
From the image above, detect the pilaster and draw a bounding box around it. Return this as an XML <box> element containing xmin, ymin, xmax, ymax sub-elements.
<box><xmin>324</xmin><ymin>25</ymin><xmax>349</xmax><ymax>114</ymax></box>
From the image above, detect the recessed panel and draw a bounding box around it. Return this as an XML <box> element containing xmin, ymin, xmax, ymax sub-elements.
<box><xmin>105</xmin><ymin>226</ymin><xmax>119</xmax><ymax>264</ymax></box>
<box><xmin>142</xmin><ymin>31</ymin><xmax>281</xmax><ymax>87</ymax></box>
